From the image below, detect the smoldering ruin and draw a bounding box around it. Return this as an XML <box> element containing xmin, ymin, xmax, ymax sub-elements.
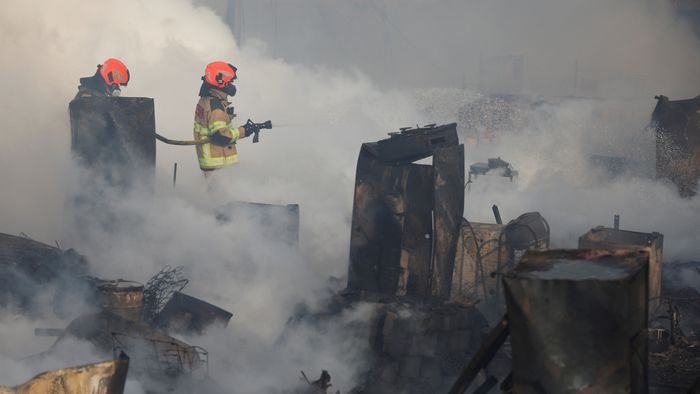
<box><xmin>2</xmin><ymin>1</ymin><xmax>700</xmax><ymax>393</ymax></box>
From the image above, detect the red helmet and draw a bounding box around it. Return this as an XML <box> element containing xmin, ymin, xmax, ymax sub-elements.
<box><xmin>204</xmin><ymin>61</ymin><xmax>237</xmax><ymax>88</ymax></box>
<box><xmin>99</xmin><ymin>58</ymin><xmax>130</xmax><ymax>87</ymax></box>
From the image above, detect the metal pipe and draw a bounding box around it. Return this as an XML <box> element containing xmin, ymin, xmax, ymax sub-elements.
<box><xmin>492</xmin><ymin>204</ymin><xmax>503</xmax><ymax>224</ymax></box>
<box><xmin>173</xmin><ymin>162</ymin><xmax>178</xmax><ymax>189</ymax></box>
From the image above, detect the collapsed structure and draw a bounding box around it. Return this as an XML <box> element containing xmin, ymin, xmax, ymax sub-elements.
<box><xmin>0</xmin><ymin>233</ymin><xmax>232</xmax><ymax>392</ymax></box>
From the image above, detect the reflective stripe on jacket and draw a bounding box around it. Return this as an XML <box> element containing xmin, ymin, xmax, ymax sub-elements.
<box><xmin>193</xmin><ymin>89</ymin><xmax>244</xmax><ymax>170</ymax></box>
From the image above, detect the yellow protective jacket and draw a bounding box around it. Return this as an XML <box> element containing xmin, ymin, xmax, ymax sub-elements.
<box><xmin>193</xmin><ymin>88</ymin><xmax>247</xmax><ymax>171</ymax></box>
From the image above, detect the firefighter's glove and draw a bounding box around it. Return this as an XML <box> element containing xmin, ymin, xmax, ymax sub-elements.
<box><xmin>210</xmin><ymin>131</ymin><xmax>234</xmax><ymax>146</ymax></box>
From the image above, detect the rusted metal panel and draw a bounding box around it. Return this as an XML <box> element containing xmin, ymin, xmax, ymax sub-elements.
<box><xmin>397</xmin><ymin>165</ymin><xmax>434</xmax><ymax>297</ymax></box>
<box><xmin>579</xmin><ymin>226</ymin><xmax>663</xmax><ymax>312</ymax></box>
<box><xmin>155</xmin><ymin>291</ymin><xmax>233</xmax><ymax>335</ymax></box>
<box><xmin>348</xmin><ymin>124</ymin><xmax>464</xmax><ymax>301</ymax></box>
<box><xmin>504</xmin><ymin>249</ymin><xmax>649</xmax><ymax>394</ymax></box>
<box><xmin>69</xmin><ymin>96</ymin><xmax>156</xmax><ymax>190</ymax></box>
<box><xmin>348</xmin><ymin>151</ymin><xmax>404</xmax><ymax>293</ymax></box>
<box><xmin>375</xmin><ymin>124</ymin><xmax>459</xmax><ymax>163</ymax></box>
<box><xmin>450</xmin><ymin>221</ymin><xmax>506</xmax><ymax>304</ymax></box>
<box><xmin>652</xmin><ymin>94</ymin><xmax>700</xmax><ymax>196</ymax></box>
<box><xmin>0</xmin><ymin>353</ymin><xmax>129</xmax><ymax>394</ymax></box>
<box><xmin>432</xmin><ymin>144</ymin><xmax>464</xmax><ymax>299</ymax></box>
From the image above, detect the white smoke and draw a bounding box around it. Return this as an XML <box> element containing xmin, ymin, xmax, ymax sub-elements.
<box><xmin>0</xmin><ymin>0</ymin><xmax>700</xmax><ymax>392</ymax></box>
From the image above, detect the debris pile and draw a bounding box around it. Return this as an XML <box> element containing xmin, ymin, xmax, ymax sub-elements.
<box><xmin>4</xmin><ymin>90</ymin><xmax>700</xmax><ymax>393</ymax></box>
<box><xmin>0</xmin><ymin>353</ymin><xmax>129</xmax><ymax>394</ymax></box>
<box><xmin>648</xmin><ymin>262</ymin><xmax>700</xmax><ymax>391</ymax></box>
<box><xmin>450</xmin><ymin>212</ymin><xmax>549</xmax><ymax>321</ymax></box>
<box><xmin>0</xmin><ymin>231</ymin><xmax>231</xmax><ymax>392</ymax></box>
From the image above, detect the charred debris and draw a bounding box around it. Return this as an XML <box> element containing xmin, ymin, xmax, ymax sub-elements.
<box><xmin>0</xmin><ymin>232</ymin><xmax>229</xmax><ymax>392</ymax></box>
<box><xmin>2</xmin><ymin>94</ymin><xmax>700</xmax><ymax>393</ymax></box>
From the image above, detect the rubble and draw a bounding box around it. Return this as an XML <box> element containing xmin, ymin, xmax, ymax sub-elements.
<box><xmin>450</xmin><ymin>211</ymin><xmax>549</xmax><ymax>321</ymax></box>
<box><xmin>0</xmin><ymin>231</ymin><xmax>232</xmax><ymax>392</ymax></box>
<box><xmin>154</xmin><ymin>291</ymin><xmax>233</xmax><ymax>335</ymax></box>
<box><xmin>295</xmin><ymin>370</ymin><xmax>339</xmax><ymax>394</ymax></box>
<box><xmin>43</xmin><ymin>311</ymin><xmax>210</xmax><ymax>391</ymax></box>
<box><xmin>3</xmin><ymin>90</ymin><xmax>700</xmax><ymax>394</ymax></box>
<box><xmin>288</xmin><ymin>293</ymin><xmax>488</xmax><ymax>394</ymax></box>
<box><xmin>0</xmin><ymin>353</ymin><xmax>129</xmax><ymax>394</ymax></box>
<box><xmin>647</xmin><ymin>262</ymin><xmax>700</xmax><ymax>392</ymax></box>
<box><xmin>0</xmin><ymin>233</ymin><xmax>90</xmax><ymax>315</ymax></box>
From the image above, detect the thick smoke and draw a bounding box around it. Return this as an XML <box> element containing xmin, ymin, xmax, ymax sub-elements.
<box><xmin>0</xmin><ymin>0</ymin><xmax>699</xmax><ymax>392</ymax></box>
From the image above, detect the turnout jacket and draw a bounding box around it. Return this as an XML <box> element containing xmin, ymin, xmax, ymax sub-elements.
<box><xmin>193</xmin><ymin>88</ymin><xmax>247</xmax><ymax>171</ymax></box>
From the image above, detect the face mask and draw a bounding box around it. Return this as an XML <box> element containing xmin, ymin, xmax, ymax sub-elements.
<box><xmin>109</xmin><ymin>84</ymin><xmax>122</xmax><ymax>97</ymax></box>
<box><xmin>224</xmin><ymin>83</ymin><xmax>237</xmax><ymax>97</ymax></box>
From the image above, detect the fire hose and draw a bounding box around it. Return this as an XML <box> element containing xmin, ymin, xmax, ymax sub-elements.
<box><xmin>155</xmin><ymin>133</ymin><xmax>208</xmax><ymax>146</ymax></box>
<box><xmin>154</xmin><ymin>119</ymin><xmax>272</xmax><ymax>146</ymax></box>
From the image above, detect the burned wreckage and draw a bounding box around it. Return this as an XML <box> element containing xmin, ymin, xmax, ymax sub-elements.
<box><xmin>0</xmin><ymin>232</ymin><xmax>227</xmax><ymax>392</ymax></box>
<box><xmin>2</xmin><ymin>92</ymin><xmax>700</xmax><ymax>394</ymax></box>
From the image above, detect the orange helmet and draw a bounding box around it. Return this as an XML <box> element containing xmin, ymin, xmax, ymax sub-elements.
<box><xmin>99</xmin><ymin>58</ymin><xmax>130</xmax><ymax>87</ymax></box>
<box><xmin>204</xmin><ymin>61</ymin><xmax>237</xmax><ymax>88</ymax></box>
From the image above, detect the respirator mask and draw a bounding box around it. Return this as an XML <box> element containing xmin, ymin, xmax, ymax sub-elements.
<box><xmin>223</xmin><ymin>83</ymin><xmax>237</xmax><ymax>97</ymax></box>
<box><xmin>107</xmin><ymin>82</ymin><xmax>123</xmax><ymax>97</ymax></box>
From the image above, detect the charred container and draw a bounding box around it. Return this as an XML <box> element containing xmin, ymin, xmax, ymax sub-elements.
<box><xmin>347</xmin><ymin>124</ymin><xmax>464</xmax><ymax>301</ymax></box>
<box><xmin>503</xmin><ymin>212</ymin><xmax>549</xmax><ymax>264</ymax></box>
<box><xmin>579</xmin><ymin>226</ymin><xmax>663</xmax><ymax>312</ymax></box>
<box><xmin>94</xmin><ymin>279</ymin><xmax>145</xmax><ymax>322</ymax></box>
<box><xmin>503</xmin><ymin>249</ymin><xmax>649</xmax><ymax>394</ymax></box>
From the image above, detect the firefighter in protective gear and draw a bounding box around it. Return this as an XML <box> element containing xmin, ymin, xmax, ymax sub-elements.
<box><xmin>194</xmin><ymin>61</ymin><xmax>250</xmax><ymax>173</ymax></box>
<box><xmin>75</xmin><ymin>58</ymin><xmax>130</xmax><ymax>99</ymax></box>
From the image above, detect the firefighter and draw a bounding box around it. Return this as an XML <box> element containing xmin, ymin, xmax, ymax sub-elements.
<box><xmin>194</xmin><ymin>61</ymin><xmax>252</xmax><ymax>175</ymax></box>
<box><xmin>74</xmin><ymin>58</ymin><xmax>130</xmax><ymax>99</ymax></box>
